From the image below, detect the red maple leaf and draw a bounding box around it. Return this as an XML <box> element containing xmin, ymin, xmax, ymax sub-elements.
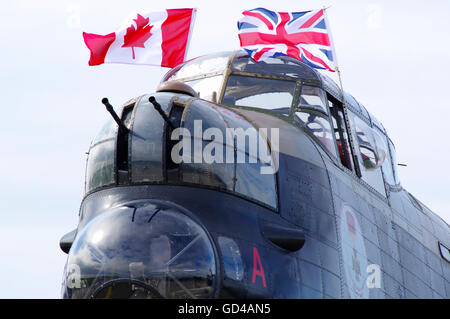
<box><xmin>122</xmin><ymin>14</ymin><xmax>153</xmax><ymax>59</ymax></box>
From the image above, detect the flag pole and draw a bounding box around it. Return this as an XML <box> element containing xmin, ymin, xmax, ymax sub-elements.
<box><xmin>323</xmin><ymin>7</ymin><xmax>344</xmax><ymax>98</ymax></box>
<box><xmin>323</xmin><ymin>7</ymin><xmax>362</xmax><ymax>177</ymax></box>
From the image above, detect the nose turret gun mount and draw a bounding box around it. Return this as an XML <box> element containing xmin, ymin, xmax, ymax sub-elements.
<box><xmin>101</xmin><ymin>97</ymin><xmax>130</xmax><ymax>133</ymax></box>
<box><xmin>101</xmin><ymin>95</ymin><xmax>178</xmax><ymax>132</ymax></box>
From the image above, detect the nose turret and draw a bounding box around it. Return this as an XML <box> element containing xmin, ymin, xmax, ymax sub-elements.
<box><xmin>61</xmin><ymin>200</ymin><xmax>217</xmax><ymax>299</ymax></box>
<box><xmin>62</xmin><ymin>82</ymin><xmax>280</xmax><ymax>299</ymax></box>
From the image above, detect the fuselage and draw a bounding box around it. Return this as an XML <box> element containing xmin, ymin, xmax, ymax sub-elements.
<box><xmin>60</xmin><ymin>51</ymin><xmax>450</xmax><ymax>299</ymax></box>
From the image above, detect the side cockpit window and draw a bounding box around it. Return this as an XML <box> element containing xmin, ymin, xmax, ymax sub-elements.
<box><xmin>295</xmin><ymin>85</ymin><xmax>338</xmax><ymax>158</ymax></box>
<box><xmin>352</xmin><ymin>115</ymin><xmax>387</xmax><ymax>170</ymax></box>
<box><xmin>295</xmin><ymin>112</ymin><xmax>336</xmax><ymax>155</ymax></box>
<box><xmin>328</xmin><ymin>97</ymin><xmax>354</xmax><ymax>171</ymax></box>
<box><xmin>388</xmin><ymin>138</ymin><xmax>400</xmax><ymax>186</ymax></box>
<box><xmin>379</xmin><ymin>134</ymin><xmax>396</xmax><ymax>187</ymax></box>
<box><xmin>349</xmin><ymin>112</ymin><xmax>387</xmax><ymax>196</ymax></box>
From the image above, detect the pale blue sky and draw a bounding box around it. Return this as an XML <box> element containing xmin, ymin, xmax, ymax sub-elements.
<box><xmin>1</xmin><ymin>0</ymin><xmax>449</xmax><ymax>298</ymax></box>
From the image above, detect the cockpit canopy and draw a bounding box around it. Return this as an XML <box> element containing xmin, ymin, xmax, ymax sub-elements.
<box><xmin>161</xmin><ymin>50</ymin><xmax>401</xmax><ymax>194</ymax></box>
<box><xmin>162</xmin><ymin>51</ymin><xmax>320</xmax><ymax>114</ymax></box>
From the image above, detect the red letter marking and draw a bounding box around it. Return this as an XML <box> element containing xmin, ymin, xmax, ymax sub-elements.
<box><xmin>252</xmin><ymin>247</ymin><xmax>267</xmax><ymax>288</ymax></box>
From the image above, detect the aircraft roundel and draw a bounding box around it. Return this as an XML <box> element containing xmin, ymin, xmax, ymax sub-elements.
<box><xmin>340</xmin><ymin>203</ymin><xmax>369</xmax><ymax>299</ymax></box>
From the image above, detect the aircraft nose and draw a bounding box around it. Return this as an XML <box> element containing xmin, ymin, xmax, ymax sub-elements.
<box><xmin>61</xmin><ymin>201</ymin><xmax>217</xmax><ymax>299</ymax></box>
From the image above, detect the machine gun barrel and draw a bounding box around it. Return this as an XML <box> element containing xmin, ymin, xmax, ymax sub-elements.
<box><xmin>101</xmin><ymin>97</ymin><xmax>129</xmax><ymax>132</ymax></box>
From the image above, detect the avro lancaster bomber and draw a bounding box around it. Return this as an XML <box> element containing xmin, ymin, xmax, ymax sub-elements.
<box><xmin>60</xmin><ymin>51</ymin><xmax>450</xmax><ymax>299</ymax></box>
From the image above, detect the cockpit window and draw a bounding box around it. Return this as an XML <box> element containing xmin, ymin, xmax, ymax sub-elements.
<box><xmin>183</xmin><ymin>75</ymin><xmax>223</xmax><ymax>102</ymax></box>
<box><xmin>222</xmin><ymin>75</ymin><xmax>296</xmax><ymax>115</ymax></box>
<box><xmin>294</xmin><ymin>111</ymin><xmax>337</xmax><ymax>157</ymax></box>
<box><xmin>298</xmin><ymin>85</ymin><xmax>328</xmax><ymax>114</ymax></box>
<box><xmin>85</xmin><ymin>118</ymin><xmax>117</xmax><ymax>193</ymax></box>
<box><xmin>328</xmin><ymin>98</ymin><xmax>354</xmax><ymax>171</ymax></box>
<box><xmin>349</xmin><ymin>112</ymin><xmax>386</xmax><ymax>196</ymax></box>
<box><xmin>161</xmin><ymin>52</ymin><xmax>230</xmax><ymax>103</ymax></box>
<box><xmin>378</xmin><ymin>131</ymin><xmax>395</xmax><ymax>186</ymax></box>
<box><xmin>230</xmin><ymin>51</ymin><xmax>319</xmax><ymax>80</ymax></box>
<box><xmin>388</xmin><ymin>138</ymin><xmax>400</xmax><ymax>185</ymax></box>
<box><xmin>353</xmin><ymin>116</ymin><xmax>386</xmax><ymax>170</ymax></box>
<box><xmin>163</xmin><ymin>51</ymin><xmax>231</xmax><ymax>82</ymax></box>
<box><xmin>294</xmin><ymin>85</ymin><xmax>337</xmax><ymax>157</ymax></box>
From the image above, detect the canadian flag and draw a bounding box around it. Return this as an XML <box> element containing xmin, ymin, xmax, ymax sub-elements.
<box><xmin>83</xmin><ymin>8</ymin><xmax>196</xmax><ymax>68</ymax></box>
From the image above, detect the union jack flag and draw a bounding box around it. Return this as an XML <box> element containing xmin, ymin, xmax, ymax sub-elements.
<box><xmin>238</xmin><ymin>8</ymin><xmax>337</xmax><ymax>72</ymax></box>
